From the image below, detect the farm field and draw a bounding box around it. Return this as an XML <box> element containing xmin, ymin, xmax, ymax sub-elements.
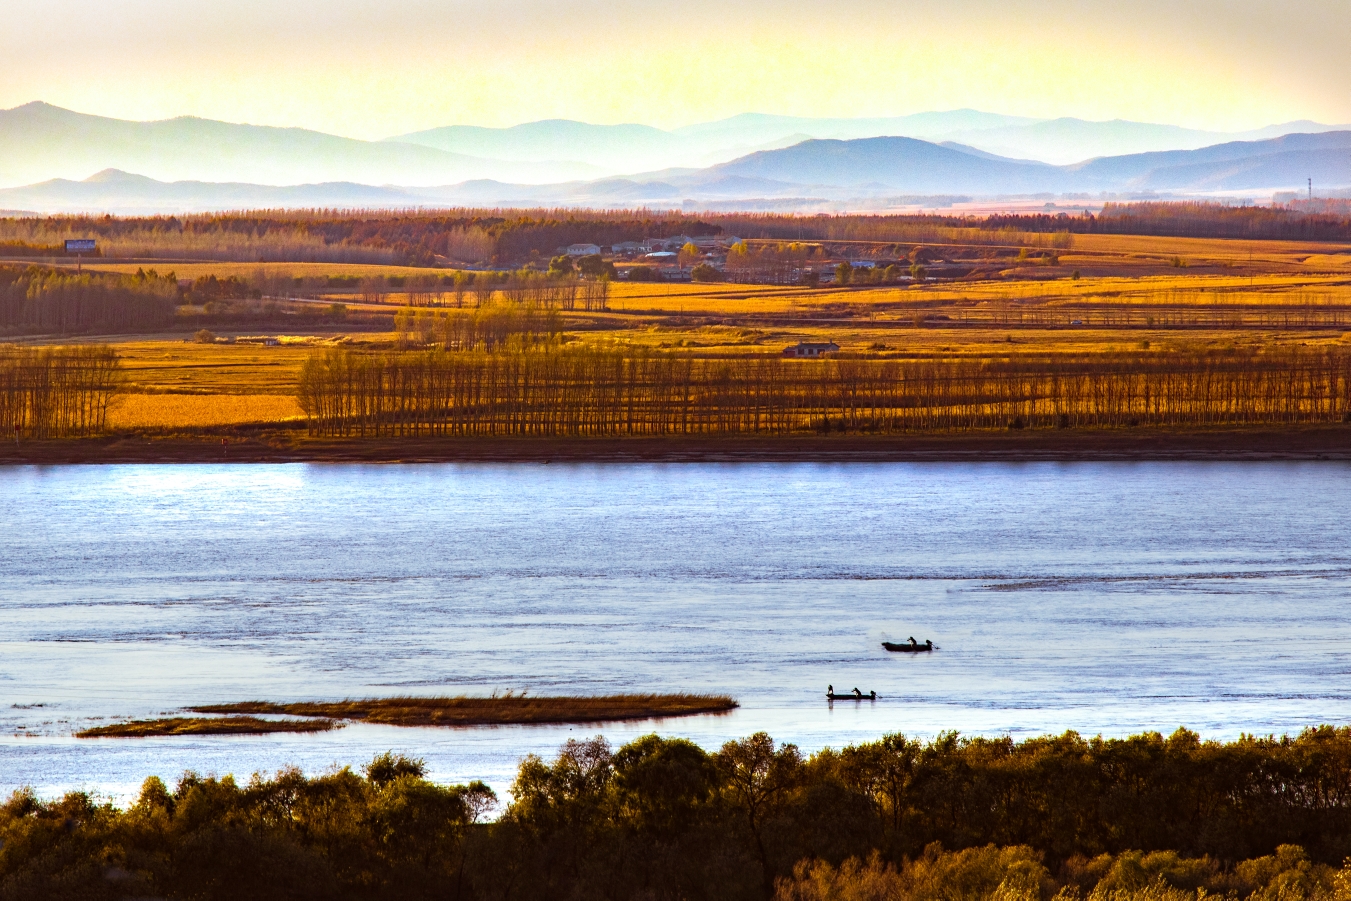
<box><xmin>8</xmin><ymin>217</ymin><xmax>1351</xmax><ymax>443</ymax></box>
<box><xmin>20</xmin><ymin>271</ymin><xmax>1351</xmax><ymax>425</ymax></box>
<box><xmin>108</xmin><ymin>393</ymin><xmax>303</xmax><ymax>429</ymax></box>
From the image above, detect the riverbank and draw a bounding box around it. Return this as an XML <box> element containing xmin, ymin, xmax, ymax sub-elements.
<box><xmin>1</xmin><ymin>425</ymin><xmax>1348</xmax><ymax>464</ymax></box>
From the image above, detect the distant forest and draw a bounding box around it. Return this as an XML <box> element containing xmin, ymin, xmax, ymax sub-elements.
<box><xmin>0</xmin><ymin>265</ymin><xmax>177</xmax><ymax>335</ymax></box>
<box><xmin>1</xmin><ymin>202</ymin><xmax>1349</xmax><ymax>267</ymax></box>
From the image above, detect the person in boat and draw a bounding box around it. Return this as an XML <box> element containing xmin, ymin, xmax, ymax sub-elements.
<box><xmin>852</xmin><ymin>687</ymin><xmax>863</xmax><ymax>698</ymax></box>
<box><xmin>925</xmin><ymin>639</ymin><xmax>933</xmax><ymax>650</ymax></box>
<box><xmin>908</xmin><ymin>636</ymin><xmax>918</xmax><ymax>647</ymax></box>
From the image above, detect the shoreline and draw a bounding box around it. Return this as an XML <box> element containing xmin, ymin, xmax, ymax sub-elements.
<box><xmin>1</xmin><ymin>425</ymin><xmax>1349</xmax><ymax>464</ymax></box>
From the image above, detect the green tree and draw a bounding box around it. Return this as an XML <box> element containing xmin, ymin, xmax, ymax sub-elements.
<box><xmin>691</xmin><ymin>262</ymin><xmax>720</xmax><ymax>282</ymax></box>
<box><xmin>547</xmin><ymin>255</ymin><xmax>575</xmax><ymax>278</ymax></box>
<box><xmin>577</xmin><ymin>254</ymin><xmax>616</xmax><ymax>279</ymax></box>
<box><xmin>718</xmin><ymin>732</ymin><xmax>802</xmax><ymax>898</ymax></box>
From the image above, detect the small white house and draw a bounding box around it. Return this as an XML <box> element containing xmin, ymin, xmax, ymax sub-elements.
<box><xmin>782</xmin><ymin>341</ymin><xmax>840</xmax><ymax>358</ymax></box>
<box><xmin>565</xmin><ymin>243</ymin><xmax>602</xmax><ymax>257</ymax></box>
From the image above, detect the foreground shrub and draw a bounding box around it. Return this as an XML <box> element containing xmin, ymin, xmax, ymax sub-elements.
<box><xmin>9</xmin><ymin>729</ymin><xmax>1351</xmax><ymax>899</ymax></box>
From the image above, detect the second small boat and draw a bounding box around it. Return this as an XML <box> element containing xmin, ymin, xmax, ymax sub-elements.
<box><xmin>827</xmin><ymin>685</ymin><xmax>877</xmax><ymax>701</ymax></box>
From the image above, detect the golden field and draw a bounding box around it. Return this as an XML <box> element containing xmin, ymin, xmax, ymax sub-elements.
<box><xmin>108</xmin><ymin>393</ymin><xmax>303</xmax><ymax>429</ymax></box>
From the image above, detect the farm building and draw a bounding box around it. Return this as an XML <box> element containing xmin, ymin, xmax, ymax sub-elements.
<box><xmin>783</xmin><ymin>341</ymin><xmax>840</xmax><ymax>358</ymax></box>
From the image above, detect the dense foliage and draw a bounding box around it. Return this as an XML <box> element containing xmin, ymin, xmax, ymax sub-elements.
<box><xmin>8</xmin><ymin>728</ymin><xmax>1351</xmax><ymax>900</ymax></box>
<box><xmin>0</xmin><ymin>265</ymin><xmax>177</xmax><ymax>335</ymax></box>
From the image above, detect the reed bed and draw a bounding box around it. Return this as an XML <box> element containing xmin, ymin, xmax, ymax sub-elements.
<box><xmin>76</xmin><ymin>716</ymin><xmax>338</xmax><ymax>738</ymax></box>
<box><xmin>193</xmin><ymin>693</ymin><xmax>739</xmax><ymax>727</ymax></box>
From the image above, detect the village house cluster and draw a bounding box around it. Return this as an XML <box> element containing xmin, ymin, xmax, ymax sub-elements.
<box><xmin>559</xmin><ymin>234</ymin><xmax>742</xmax><ymax>279</ymax></box>
<box><xmin>557</xmin><ymin>234</ymin><xmax>952</xmax><ymax>287</ymax></box>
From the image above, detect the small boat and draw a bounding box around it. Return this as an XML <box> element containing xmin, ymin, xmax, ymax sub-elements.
<box><xmin>883</xmin><ymin>639</ymin><xmax>935</xmax><ymax>653</ymax></box>
<box><xmin>827</xmin><ymin>685</ymin><xmax>876</xmax><ymax>701</ymax></box>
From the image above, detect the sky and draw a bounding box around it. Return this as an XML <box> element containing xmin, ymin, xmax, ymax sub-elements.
<box><xmin>2</xmin><ymin>0</ymin><xmax>1348</xmax><ymax>139</ymax></box>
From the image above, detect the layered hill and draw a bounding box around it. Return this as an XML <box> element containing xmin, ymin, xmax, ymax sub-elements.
<box><xmin>6</xmin><ymin>101</ymin><xmax>1348</xmax><ymax>194</ymax></box>
<box><xmin>0</xmin><ymin>102</ymin><xmax>599</xmax><ymax>188</ymax></box>
<box><xmin>0</xmin><ymin>170</ymin><xmax>421</xmax><ymax>215</ymax></box>
<box><xmin>3</xmin><ymin>126</ymin><xmax>1351</xmax><ymax>213</ymax></box>
<box><xmin>692</xmin><ymin>137</ymin><xmax>1063</xmax><ymax>194</ymax></box>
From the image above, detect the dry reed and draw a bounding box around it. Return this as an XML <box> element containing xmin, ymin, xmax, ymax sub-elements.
<box><xmin>77</xmin><ymin>716</ymin><xmax>338</xmax><ymax>738</ymax></box>
<box><xmin>192</xmin><ymin>693</ymin><xmax>739</xmax><ymax>727</ymax></box>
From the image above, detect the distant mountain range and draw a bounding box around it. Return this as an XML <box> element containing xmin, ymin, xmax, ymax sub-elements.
<box><xmin>4</xmin><ymin>102</ymin><xmax>1350</xmax><ymax>192</ymax></box>
<box><xmin>2</xmin><ymin>102</ymin><xmax>1351</xmax><ymax>214</ymax></box>
<box><xmin>386</xmin><ymin>111</ymin><xmax>1038</xmax><ymax>173</ymax></box>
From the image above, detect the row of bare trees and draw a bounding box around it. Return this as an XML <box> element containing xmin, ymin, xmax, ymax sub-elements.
<box><xmin>298</xmin><ymin>345</ymin><xmax>1351</xmax><ymax>437</ymax></box>
<box><xmin>398</xmin><ymin>274</ymin><xmax>611</xmax><ymax>311</ymax></box>
<box><xmin>392</xmin><ymin>303</ymin><xmax>562</xmax><ymax>350</ymax></box>
<box><xmin>0</xmin><ymin>345</ymin><xmax>123</xmax><ymax>437</ymax></box>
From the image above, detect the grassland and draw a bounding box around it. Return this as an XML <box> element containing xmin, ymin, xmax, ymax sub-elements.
<box><xmin>77</xmin><ymin>716</ymin><xmax>338</xmax><ymax>738</ymax></box>
<box><xmin>192</xmin><ymin>693</ymin><xmax>739</xmax><ymax>727</ymax></box>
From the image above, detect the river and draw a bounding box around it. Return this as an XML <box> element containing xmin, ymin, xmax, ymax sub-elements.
<box><xmin>1</xmin><ymin>461</ymin><xmax>1348</xmax><ymax>805</ymax></box>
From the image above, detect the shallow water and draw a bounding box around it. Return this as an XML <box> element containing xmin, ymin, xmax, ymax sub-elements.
<box><xmin>1</xmin><ymin>461</ymin><xmax>1349</xmax><ymax>806</ymax></box>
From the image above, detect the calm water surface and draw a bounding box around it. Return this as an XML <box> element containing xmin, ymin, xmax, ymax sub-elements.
<box><xmin>1</xmin><ymin>461</ymin><xmax>1349</xmax><ymax>804</ymax></box>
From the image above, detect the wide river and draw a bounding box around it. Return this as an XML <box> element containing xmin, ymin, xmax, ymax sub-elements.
<box><xmin>1</xmin><ymin>461</ymin><xmax>1349</xmax><ymax>806</ymax></box>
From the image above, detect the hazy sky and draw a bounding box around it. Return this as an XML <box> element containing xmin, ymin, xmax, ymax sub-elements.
<box><xmin>4</xmin><ymin>0</ymin><xmax>1348</xmax><ymax>138</ymax></box>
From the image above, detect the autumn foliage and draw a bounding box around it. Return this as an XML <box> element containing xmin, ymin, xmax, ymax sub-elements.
<box><xmin>0</xmin><ymin>265</ymin><xmax>177</xmax><ymax>335</ymax></box>
<box><xmin>9</xmin><ymin>728</ymin><xmax>1351</xmax><ymax>899</ymax></box>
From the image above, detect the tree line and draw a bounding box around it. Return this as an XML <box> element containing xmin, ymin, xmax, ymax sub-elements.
<box><xmin>297</xmin><ymin>344</ymin><xmax>1351</xmax><ymax>438</ymax></box>
<box><xmin>0</xmin><ymin>345</ymin><xmax>123</xmax><ymax>437</ymax></box>
<box><xmin>0</xmin><ymin>265</ymin><xmax>177</xmax><ymax>335</ymax></box>
<box><xmin>7</xmin><ymin>727</ymin><xmax>1351</xmax><ymax>900</ymax></box>
<box><xmin>0</xmin><ymin>211</ymin><xmax>722</xmax><ymax>267</ymax></box>
<box><xmin>8</xmin><ymin>204</ymin><xmax>1342</xmax><ymax>270</ymax></box>
<box><xmin>705</xmin><ymin>206</ymin><xmax>1351</xmax><ymax>245</ymax></box>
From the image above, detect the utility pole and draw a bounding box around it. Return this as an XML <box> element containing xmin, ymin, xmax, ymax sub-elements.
<box><xmin>1309</xmin><ymin>178</ymin><xmax>1313</xmax><ymax>201</ymax></box>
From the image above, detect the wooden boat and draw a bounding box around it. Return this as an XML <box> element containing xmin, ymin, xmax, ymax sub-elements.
<box><xmin>827</xmin><ymin>687</ymin><xmax>876</xmax><ymax>701</ymax></box>
<box><xmin>883</xmin><ymin>640</ymin><xmax>934</xmax><ymax>653</ymax></box>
